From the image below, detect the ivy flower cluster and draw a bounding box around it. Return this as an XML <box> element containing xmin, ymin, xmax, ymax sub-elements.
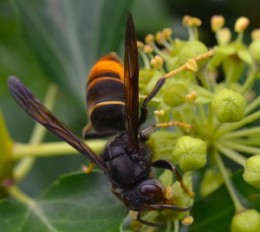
<box><xmin>130</xmin><ymin>15</ymin><xmax>260</xmax><ymax>231</ymax></box>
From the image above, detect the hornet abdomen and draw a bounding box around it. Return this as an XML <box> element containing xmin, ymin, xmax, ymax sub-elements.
<box><xmin>85</xmin><ymin>53</ymin><xmax>126</xmax><ymax>134</ymax></box>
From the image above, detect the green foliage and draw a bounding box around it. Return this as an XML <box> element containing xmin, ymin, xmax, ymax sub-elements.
<box><xmin>0</xmin><ymin>0</ymin><xmax>260</xmax><ymax>232</ymax></box>
<box><xmin>190</xmin><ymin>171</ymin><xmax>260</xmax><ymax>232</ymax></box>
<box><xmin>8</xmin><ymin>0</ymin><xmax>133</xmax><ymax>103</ymax></box>
<box><xmin>0</xmin><ymin>172</ymin><xmax>125</xmax><ymax>232</ymax></box>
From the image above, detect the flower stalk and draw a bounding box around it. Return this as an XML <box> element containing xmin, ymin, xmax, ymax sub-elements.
<box><xmin>13</xmin><ymin>140</ymin><xmax>106</xmax><ymax>160</ymax></box>
<box><xmin>213</xmin><ymin>150</ymin><xmax>245</xmax><ymax>212</ymax></box>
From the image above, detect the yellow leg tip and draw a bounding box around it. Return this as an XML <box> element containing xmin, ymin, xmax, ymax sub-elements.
<box><xmin>81</xmin><ymin>163</ymin><xmax>94</xmax><ymax>174</ymax></box>
<box><xmin>182</xmin><ymin>216</ymin><xmax>194</xmax><ymax>226</ymax></box>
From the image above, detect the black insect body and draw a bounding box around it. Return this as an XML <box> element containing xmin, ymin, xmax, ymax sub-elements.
<box><xmin>102</xmin><ymin>133</ymin><xmax>185</xmax><ymax>216</ymax></box>
<box><xmin>103</xmin><ymin>133</ymin><xmax>151</xmax><ymax>189</ymax></box>
<box><xmin>8</xmin><ymin>13</ymin><xmax>192</xmax><ymax>226</ymax></box>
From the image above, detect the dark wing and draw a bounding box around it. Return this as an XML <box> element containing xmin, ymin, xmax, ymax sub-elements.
<box><xmin>124</xmin><ymin>12</ymin><xmax>139</xmax><ymax>151</ymax></box>
<box><xmin>7</xmin><ymin>76</ymin><xmax>105</xmax><ymax>170</ymax></box>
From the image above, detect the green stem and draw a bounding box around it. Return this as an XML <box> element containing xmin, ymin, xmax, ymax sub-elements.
<box><xmin>13</xmin><ymin>140</ymin><xmax>106</xmax><ymax>160</ymax></box>
<box><xmin>222</xmin><ymin>127</ymin><xmax>260</xmax><ymax>139</ymax></box>
<box><xmin>215</xmin><ymin>143</ymin><xmax>246</xmax><ymax>166</ymax></box>
<box><xmin>193</xmin><ymin>111</ymin><xmax>205</xmax><ymax>136</ymax></box>
<box><xmin>188</xmin><ymin>27</ymin><xmax>199</xmax><ymax>41</ymax></box>
<box><xmin>225</xmin><ymin>60</ymin><xmax>237</xmax><ymax>87</ymax></box>
<box><xmin>139</xmin><ymin>51</ymin><xmax>150</xmax><ymax>69</ymax></box>
<box><xmin>215</xmin><ymin>31</ymin><xmax>222</xmax><ymax>45</ymax></box>
<box><xmin>220</xmin><ymin>140</ymin><xmax>260</xmax><ymax>155</ymax></box>
<box><xmin>152</xmin><ymin>43</ymin><xmax>171</xmax><ymax>60</ymax></box>
<box><xmin>241</xmin><ymin>68</ymin><xmax>257</xmax><ymax>95</ymax></box>
<box><xmin>230</xmin><ymin>138</ymin><xmax>260</xmax><ymax>146</ymax></box>
<box><xmin>198</xmin><ymin>104</ymin><xmax>207</xmax><ymax>123</ymax></box>
<box><xmin>174</xmin><ymin>219</ymin><xmax>179</xmax><ymax>232</ymax></box>
<box><xmin>246</xmin><ymin>95</ymin><xmax>260</xmax><ymax>115</ymax></box>
<box><xmin>236</xmin><ymin>32</ymin><xmax>243</xmax><ymax>43</ymax></box>
<box><xmin>207</xmin><ymin>104</ymin><xmax>218</xmax><ymax>135</ymax></box>
<box><xmin>187</xmin><ymin>27</ymin><xmax>194</xmax><ymax>41</ymax></box>
<box><xmin>197</xmin><ymin>71</ymin><xmax>210</xmax><ymax>90</ymax></box>
<box><xmin>14</xmin><ymin>84</ymin><xmax>58</xmax><ymax>181</ymax></box>
<box><xmin>213</xmin><ymin>151</ymin><xmax>245</xmax><ymax>212</ymax></box>
<box><xmin>193</xmin><ymin>27</ymin><xmax>199</xmax><ymax>40</ymax></box>
<box><xmin>215</xmin><ymin>111</ymin><xmax>260</xmax><ymax>137</ymax></box>
<box><xmin>7</xmin><ymin>184</ymin><xmax>35</xmax><ymax>206</ymax></box>
<box><xmin>162</xmin><ymin>40</ymin><xmax>174</xmax><ymax>51</ymax></box>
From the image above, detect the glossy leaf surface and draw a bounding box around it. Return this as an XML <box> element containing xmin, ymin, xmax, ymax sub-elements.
<box><xmin>0</xmin><ymin>172</ymin><xmax>126</xmax><ymax>232</ymax></box>
<box><xmin>190</xmin><ymin>170</ymin><xmax>260</xmax><ymax>232</ymax></box>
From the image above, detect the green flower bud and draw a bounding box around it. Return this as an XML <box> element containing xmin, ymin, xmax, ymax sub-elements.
<box><xmin>249</xmin><ymin>40</ymin><xmax>260</xmax><ymax>62</ymax></box>
<box><xmin>163</xmin><ymin>83</ymin><xmax>188</xmax><ymax>107</ymax></box>
<box><xmin>172</xmin><ymin>136</ymin><xmax>207</xmax><ymax>172</ymax></box>
<box><xmin>147</xmin><ymin>131</ymin><xmax>178</xmax><ymax>161</ymax></box>
<box><xmin>243</xmin><ymin>155</ymin><xmax>260</xmax><ymax>189</ymax></box>
<box><xmin>177</xmin><ymin>40</ymin><xmax>208</xmax><ymax>69</ymax></box>
<box><xmin>211</xmin><ymin>88</ymin><xmax>246</xmax><ymax>122</ymax></box>
<box><xmin>231</xmin><ymin>209</ymin><xmax>260</xmax><ymax>232</ymax></box>
<box><xmin>139</xmin><ymin>68</ymin><xmax>155</xmax><ymax>85</ymax></box>
<box><xmin>218</xmin><ymin>28</ymin><xmax>232</xmax><ymax>45</ymax></box>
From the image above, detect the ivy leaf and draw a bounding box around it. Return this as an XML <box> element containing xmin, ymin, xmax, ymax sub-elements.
<box><xmin>0</xmin><ymin>171</ymin><xmax>126</xmax><ymax>232</ymax></box>
<box><xmin>189</xmin><ymin>170</ymin><xmax>260</xmax><ymax>232</ymax></box>
<box><xmin>11</xmin><ymin>0</ymin><xmax>133</xmax><ymax>103</ymax></box>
